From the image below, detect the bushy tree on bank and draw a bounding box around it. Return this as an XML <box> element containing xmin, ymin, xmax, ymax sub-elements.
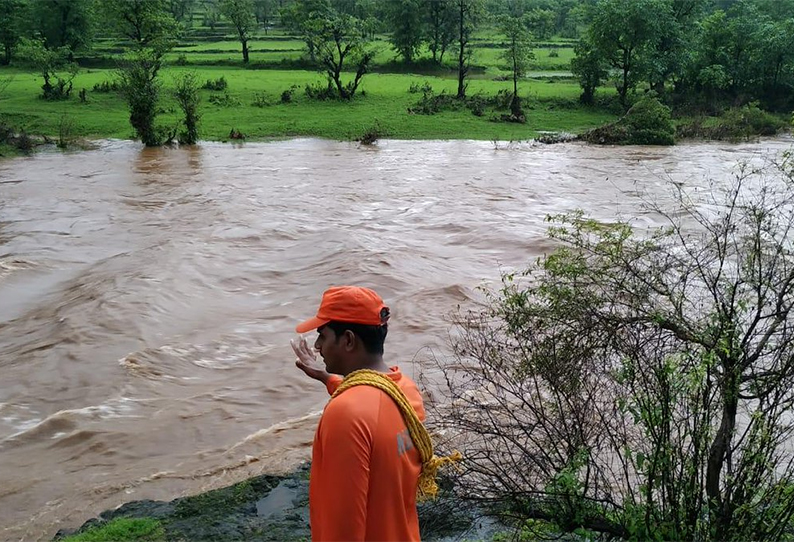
<box><xmin>173</xmin><ymin>71</ymin><xmax>201</xmax><ymax>144</ymax></box>
<box><xmin>107</xmin><ymin>0</ymin><xmax>178</xmax><ymax>147</ymax></box>
<box><xmin>15</xmin><ymin>37</ymin><xmax>77</xmax><ymax>100</ymax></box>
<box><xmin>434</xmin><ymin>153</ymin><xmax>794</xmax><ymax>540</ymax></box>
<box><xmin>497</xmin><ymin>14</ymin><xmax>533</xmax><ymax>120</ymax></box>
<box><xmin>302</xmin><ymin>11</ymin><xmax>373</xmax><ymax>100</ymax></box>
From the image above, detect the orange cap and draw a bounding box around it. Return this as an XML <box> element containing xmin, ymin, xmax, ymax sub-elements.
<box><xmin>296</xmin><ymin>286</ymin><xmax>390</xmax><ymax>333</ymax></box>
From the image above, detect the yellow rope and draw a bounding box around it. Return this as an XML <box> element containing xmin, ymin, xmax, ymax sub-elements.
<box><xmin>331</xmin><ymin>369</ymin><xmax>462</xmax><ymax>500</ymax></box>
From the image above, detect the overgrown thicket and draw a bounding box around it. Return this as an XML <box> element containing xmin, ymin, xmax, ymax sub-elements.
<box><xmin>576</xmin><ymin>0</ymin><xmax>794</xmax><ymax>113</ymax></box>
<box><xmin>430</xmin><ymin>153</ymin><xmax>794</xmax><ymax>540</ymax></box>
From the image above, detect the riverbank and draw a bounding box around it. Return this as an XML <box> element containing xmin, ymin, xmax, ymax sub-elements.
<box><xmin>54</xmin><ymin>464</ymin><xmax>505</xmax><ymax>542</ymax></box>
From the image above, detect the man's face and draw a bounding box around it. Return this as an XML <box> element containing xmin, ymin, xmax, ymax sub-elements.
<box><xmin>315</xmin><ymin>325</ymin><xmax>343</xmax><ymax>374</ymax></box>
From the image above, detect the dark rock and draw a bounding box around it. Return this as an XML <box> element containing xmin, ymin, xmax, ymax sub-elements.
<box><xmin>56</xmin><ymin>463</ymin><xmax>505</xmax><ymax>541</ymax></box>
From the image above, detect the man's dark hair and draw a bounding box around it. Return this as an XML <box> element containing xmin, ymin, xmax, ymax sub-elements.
<box><xmin>327</xmin><ymin>321</ymin><xmax>388</xmax><ymax>355</ymax></box>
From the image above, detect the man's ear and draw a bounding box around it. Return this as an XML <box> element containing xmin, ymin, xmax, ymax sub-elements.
<box><xmin>343</xmin><ymin>330</ymin><xmax>356</xmax><ymax>351</ymax></box>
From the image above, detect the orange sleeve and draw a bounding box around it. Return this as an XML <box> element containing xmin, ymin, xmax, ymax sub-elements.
<box><xmin>315</xmin><ymin>396</ymin><xmax>373</xmax><ymax>541</ymax></box>
<box><xmin>325</xmin><ymin>374</ymin><xmax>343</xmax><ymax>396</ymax></box>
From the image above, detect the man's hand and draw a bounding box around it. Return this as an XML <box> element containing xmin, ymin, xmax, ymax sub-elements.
<box><xmin>291</xmin><ymin>337</ymin><xmax>330</xmax><ymax>385</ymax></box>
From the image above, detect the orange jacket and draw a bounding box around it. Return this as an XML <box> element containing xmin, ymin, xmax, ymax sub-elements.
<box><xmin>310</xmin><ymin>367</ymin><xmax>426</xmax><ymax>541</ymax></box>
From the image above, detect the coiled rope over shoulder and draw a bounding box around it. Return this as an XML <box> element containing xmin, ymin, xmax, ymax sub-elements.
<box><xmin>331</xmin><ymin>369</ymin><xmax>462</xmax><ymax>501</ymax></box>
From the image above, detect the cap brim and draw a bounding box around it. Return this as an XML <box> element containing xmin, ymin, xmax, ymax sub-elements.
<box><xmin>295</xmin><ymin>316</ymin><xmax>330</xmax><ymax>334</ymax></box>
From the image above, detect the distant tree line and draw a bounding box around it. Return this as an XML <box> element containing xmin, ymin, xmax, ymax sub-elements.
<box><xmin>572</xmin><ymin>0</ymin><xmax>794</xmax><ymax>111</ymax></box>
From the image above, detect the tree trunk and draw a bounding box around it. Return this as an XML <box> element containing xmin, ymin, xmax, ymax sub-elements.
<box><xmin>456</xmin><ymin>3</ymin><xmax>466</xmax><ymax>99</ymax></box>
<box><xmin>242</xmin><ymin>39</ymin><xmax>249</xmax><ymax>63</ymax></box>
<box><xmin>706</xmin><ymin>368</ymin><xmax>739</xmax><ymax>540</ymax></box>
<box><xmin>2</xmin><ymin>44</ymin><xmax>10</xmax><ymax>66</ymax></box>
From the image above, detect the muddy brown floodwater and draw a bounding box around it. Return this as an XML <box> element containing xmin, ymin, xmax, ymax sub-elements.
<box><xmin>0</xmin><ymin>137</ymin><xmax>791</xmax><ymax>541</ymax></box>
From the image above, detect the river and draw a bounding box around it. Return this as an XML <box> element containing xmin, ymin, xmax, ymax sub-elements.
<box><xmin>0</xmin><ymin>137</ymin><xmax>791</xmax><ymax>541</ymax></box>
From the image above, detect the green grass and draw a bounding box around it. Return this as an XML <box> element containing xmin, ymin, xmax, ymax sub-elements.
<box><xmin>0</xmin><ymin>66</ymin><xmax>615</xmax><ymax>142</ymax></box>
<box><xmin>60</xmin><ymin>518</ymin><xmax>164</xmax><ymax>542</ymax></box>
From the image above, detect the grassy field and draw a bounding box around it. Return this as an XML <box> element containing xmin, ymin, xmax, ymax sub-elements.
<box><xmin>0</xmin><ymin>65</ymin><xmax>613</xmax><ymax>142</ymax></box>
<box><xmin>0</xmin><ymin>26</ymin><xmax>612</xmax><ymax>145</ymax></box>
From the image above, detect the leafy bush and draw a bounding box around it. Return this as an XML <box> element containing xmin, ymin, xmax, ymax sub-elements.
<box><xmin>208</xmin><ymin>92</ymin><xmax>240</xmax><ymax>107</ymax></box>
<box><xmin>280</xmin><ymin>85</ymin><xmax>298</xmax><ymax>103</ymax></box>
<box><xmin>251</xmin><ymin>92</ymin><xmax>270</xmax><ymax>107</ymax></box>
<box><xmin>408</xmin><ymin>81</ymin><xmax>434</xmax><ymax>94</ymax></box>
<box><xmin>582</xmin><ymin>96</ymin><xmax>675</xmax><ymax>145</ymax></box>
<box><xmin>202</xmin><ymin>76</ymin><xmax>227</xmax><ymax>91</ymax></box>
<box><xmin>58</xmin><ymin>115</ymin><xmax>75</xmax><ymax>149</ymax></box>
<box><xmin>13</xmin><ymin>131</ymin><xmax>34</xmax><ymax>153</ymax></box>
<box><xmin>119</xmin><ymin>50</ymin><xmax>164</xmax><ymax>147</ymax></box>
<box><xmin>712</xmin><ymin>103</ymin><xmax>784</xmax><ymax>139</ymax></box>
<box><xmin>92</xmin><ymin>79</ymin><xmax>123</xmax><ymax>93</ymax></box>
<box><xmin>678</xmin><ymin>103</ymin><xmax>786</xmax><ymax>141</ymax></box>
<box><xmin>304</xmin><ymin>81</ymin><xmax>337</xmax><ymax>101</ymax></box>
<box><xmin>15</xmin><ymin>39</ymin><xmax>78</xmax><ymax>101</ymax></box>
<box><xmin>548</xmin><ymin>48</ymin><xmax>559</xmax><ymax>58</ymax></box>
<box><xmin>433</xmin><ymin>155</ymin><xmax>794</xmax><ymax>541</ymax></box>
<box><xmin>173</xmin><ymin>72</ymin><xmax>201</xmax><ymax>145</ymax></box>
<box><xmin>174</xmin><ymin>54</ymin><xmax>189</xmax><ymax>66</ymax></box>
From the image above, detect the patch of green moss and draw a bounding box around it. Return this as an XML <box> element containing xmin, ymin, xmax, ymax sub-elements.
<box><xmin>59</xmin><ymin>518</ymin><xmax>164</xmax><ymax>542</ymax></box>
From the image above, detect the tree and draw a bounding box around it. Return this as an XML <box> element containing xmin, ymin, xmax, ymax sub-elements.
<box><xmin>119</xmin><ymin>48</ymin><xmax>164</xmax><ymax>147</ymax></box>
<box><xmin>453</xmin><ymin>0</ymin><xmax>482</xmax><ymax>99</ymax></box>
<box><xmin>434</xmin><ymin>153</ymin><xmax>794</xmax><ymax>541</ymax></box>
<box><xmin>589</xmin><ymin>0</ymin><xmax>668</xmax><ymax>106</ymax></box>
<box><xmin>280</xmin><ymin>0</ymin><xmax>332</xmax><ymax>61</ymax></box>
<box><xmin>168</xmin><ymin>0</ymin><xmax>196</xmax><ymax>24</ymax></box>
<box><xmin>107</xmin><ymin>0</ymin><xmax>177</xmax><ymax>147</ymax></box>
<box><xmin>424</xmin><ymin>0</ymin><xmax>456</xmax><ymax>64</ymax></box>
<box><xmin>104</xmin><ymin>0</ymin><xmax>179</xmax><ymax>50</ymax></box>
<box><xmin>525</xmin><ymin>7</ymin><xmax>554</xmax><ymax>39</ymax></box>
<box><xmin>303</xmin><ymin>12</ymin><xmax>373</xmax><ymax>99</ymax></box>
<box><xmin>15</xmin><ymin>37</ymin><xmax>77</xmax><ymax>99</ymax></box>
<box><xmin>173</xmin><ymin>71</ymin><xmax>201</xmax><ymax>144</ymax></box>
<box><xmin>570</xmin><ymin>37</ymin><xmax>607</xmax><ymax>104</ymax></box>
<box><xmin>386</xmin><ymin>0</ymin><xmax>423</xmax><ymax>63</ymax></box>
<box><xmin>498</xmin><ymin>14</ymin><xmax>533</xmax><ymax>119</ymax></box>
<box><xmin>0</xmin><ymin>0</ymin><xmax>25</xmax><ymax>65</ymax></box>
<box><xmin>221</xmin><ymin>0</ymin><xmax>256</xmax><ymax>63</ymax></box>
<box><xmin>28</xmin><ymin>0</ymin><xmax>95</xmax><ymax>57</ymax></box>
<box><xmin>254</xmin><ymin>0</ymin><xmax>275</xmax><ymax>32</ymax></box>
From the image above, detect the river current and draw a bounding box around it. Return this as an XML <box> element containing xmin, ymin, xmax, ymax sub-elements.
<box><xmin>1</xmin><ymin>137</ymin><xmax>791</xmax><ymax>540</ymax></box>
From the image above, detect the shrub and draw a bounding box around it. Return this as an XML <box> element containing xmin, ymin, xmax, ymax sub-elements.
<box><xmin>208</xmin><ymin>92</ymin><xmax>240</xmax><ymax>107</ymax></box>
<box><xmin>548</xmin><ymin>48</ymin><xmax>559</xmax><ymax>58</ymax></box>
<box><xmin>174</xmin><ymin>54</ymin><xmax>189</xmax><ymax>66</ymax></box>
<box><xmin>251</xmin><ymin>92</ymin><xmax>270</xmax><ymax>107</ymax></box>
<box><xmin>304</xmin><ymin>81</ymin><xmax>337</xmax><ymax>101</ymax></box>
<box><xmin>712</xmin><ymin>103</ymin><xmax>784</xmax><ymax>139</ymax></box>
<box><xmin>202</xmin><ymin>76</ymin><xmax>227</xmax><ymax>91</ymax></box>
<box><xmin>408</xmin><ymin>89</ymin><xmax>459</xmax><ymax>115</ymax></box>
<box><xmin>16</xmin><ymin>39</ymin><xmax>77</xmax><ymax>101</ymax></box>
<box><xmin>92</xmin><ymin>79</ymin><xmax>123</xmax><ymax>93</ymax></box>
<box><xmin>280</xmin><ymin>85</ymin><xmax>298</xmax><ymax>103</ymax></box>
<box><xmin>677</xmin><ymin>103</ymin><xmax>786</xmax><ymax>141</ymax></box>
<box><xmin>13</xmin><ymin>131</ymin><xmax>34</xmax><ymax>153</ymax></box>
<box><xmin>173</xmin><ymin>72</ymin><xmax>201</xmax><ymax>145</ymax></box>
<box><xmin>582</xmin><ymin>96</ymin><xmax>675</xmax><ymax>145</ymax></box>
<box><xmin>408</xmin><ymin>81</ymin><xmax>434</xmax><ymax>94</ymax></box>
<box><xmin>119</xmin><ymin>50</ymin><xmax>164</xmax><ymax>147</ymax></box>
<box><xmin>358</xmin><ymin>122</ymin><xmax>383</xmax><ymax>145</ymax></box>
<box><xmin>57</xmin><ymin>115</ymin><xmax>75</xmax><ymax>149</ymax></box>
<box><xmin>433</xmin><ymin>155</ymin><xmax>794</xmax><ymax>541</ymax></box>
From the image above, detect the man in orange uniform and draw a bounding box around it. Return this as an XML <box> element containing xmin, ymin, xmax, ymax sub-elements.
<box><xmin>291</xmin><ymin>286</ymin><xmax>425</xmax><ymax>542</ymax></box>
